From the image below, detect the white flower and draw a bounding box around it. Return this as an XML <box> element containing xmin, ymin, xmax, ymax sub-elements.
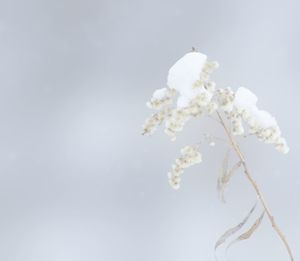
<box><xmin>146</xmin><ymin>87</ymin><xmax>176</xmax><ymax>110</ymax></box>
<box><xmin>216</xmin><ymin>87</ymin><xmax>235</xmax><ymax>113</ymax></box>
<box><xmin>142</xmin><ymin>109</ymin><xmax>171</xmax><ymax>135</ymax></box>
<box><xmin>164</xmin><ymin>108</ymin><xmax>190</xmax><ymax>141</ymax></box>
<box><xmin>232</xmin><ymin>119</ymin><xmax>244</xmax><ymax>136</ymax></box>
<box><xmin>167</xmin><ymin>52</ymin><xmax>218</xmax><ymax>109</ymax></box>
<box><xmin>275</xmin><ymin>137</ymin><xmax>290</xmax><ymax>154</ymax></box>
<box><xmin>143</xmin><ymin>51</ymin><xmax>289</xmax><ymax>154</ymax></box>
<box><xmin>159</xmin><ymin>53</ymin><xmax>219</xmax><ymax>140</ymax></box>
<box><xmin>221</xmin><ymin>86</ymin><xmax>289</xmax><ymax>153</ymax></box>
<box><xmin>206</xmin><ymin>101</ymin><xmax>218</xmax><ymax>114</ymax></box>
<box><xmin>168</xmin><ymin>146</ymin><xmax>202</xmax><ymax>189</ymax></box>
<box><xmin>144</xmin><ymin>52</ymin><xmax>219</xmax><ymax>141</ymax></box>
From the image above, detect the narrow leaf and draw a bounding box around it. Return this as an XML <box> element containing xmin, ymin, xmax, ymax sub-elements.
<box><xmin>217</xmin><ymin>150</ymin><xmax>230</xmax><ymax>202</ymax></box>
<box><xmin>226</xmin><ymin>211</ymin><xmax>265</xmax><ymax>252</ymax></box>
<box><xmin>217</xmin><ymin>159</ymin><xmax>241</xmax><ymax>202</ymax></box>
<box><xmin>214</xmin><ymin>201</ymin><xmax>257</xmax><ymax>251</ymax></box>
<box><xmin>222</xmin><ymin>149</ymin><xmax>230</xmax><ymax>175</ymax></box>
<box><xmin>222</xmin><ymin>161</ymin><xmax>242</xmax><ymax>184</ymax></box>
<box><xmin>238</xmin><ymin>211</ymin><xmax>265</xmax><ymax>240</ymax></box>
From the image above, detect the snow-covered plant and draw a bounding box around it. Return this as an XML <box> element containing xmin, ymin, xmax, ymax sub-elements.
<box><xmin>142</xmin><ymin>51</ymin><xmax>294</xmax><ymax>260</ymax></box>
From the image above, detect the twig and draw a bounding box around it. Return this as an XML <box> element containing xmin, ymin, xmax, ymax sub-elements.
<box><xmin>216</xmin><ymin>111</ymin><xmax>294</xmax><ymax>261</ymax></box>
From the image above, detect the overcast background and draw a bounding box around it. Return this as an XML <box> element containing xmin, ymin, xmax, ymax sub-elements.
<box><xmin>0</xmin><ymin>0</ymin><xmax>299</xmax><ymax>260</ymax></box>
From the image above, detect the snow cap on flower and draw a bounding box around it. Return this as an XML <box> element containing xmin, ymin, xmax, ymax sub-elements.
<box><xmin>251</xmin><ymin>109</ymin><xmax>277</xmax><ymax>129</ymax></box>
<box><xmin>158</xmin><ymin>52</ymin><xmax>219</xmax><ymax>140</ymax></box>
<box><xmin>142</xmin><ymin>52</ymin><xmax>289</xmax><ymax>154</ymax></box>
<box><xmin>167</xmin><ymin>52</ymin><xmax>218</xmax><ymax>109</ymax></box>
<box><xmin>167</xmin><ymin>52</ymin><xmax>207</xmax><ymax>95</ymax></box>
<box><xmin>227</xmin><ymin>87</ymin><xmax>289</xmax><ymax>153</ymax></box>
<box><xmin>234</xmin><ymin>87</ymin><xmax>258</xmax><ymax>110</ymax></box>
<box><xmin>146</xmin><ymin>87</ymin><xmax>176</xmax><ymax>110</ymax></box>
<box><xmin>233</xmin><ymin>87</ymin><xmax>278</xmax><ymax>130</ymax></box>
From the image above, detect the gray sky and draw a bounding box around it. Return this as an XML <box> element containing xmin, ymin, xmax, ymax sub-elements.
<box><xmin>0</xmin><ymin>0</ymin><xmax>299</xmax><ymax>260</ymax></box>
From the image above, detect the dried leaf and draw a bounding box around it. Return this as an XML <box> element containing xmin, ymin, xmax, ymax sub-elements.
<box><xmin>222</xmin><ymin>161</ymin><xmax>242</xmax><ymax>184</ymax></box>
<box><xmin>214</xmin><ymin>201</ymin><xmax>257</xmax><ymax>251</ymax></box>
<box><xmin>239</xmin><ymin>211</ymin><xmax>265</xmax><ymax>240</ymax></box>
<box><xmin>226</xmin><ymin>211</ymin><xmax>265</xmax><ymax>251</ymax></box>
<box><xmin>222</xmin><ymin>149</ymin><xmax>230</xmax><ymax>174</ymax></box>
<box><xmin>217</xmin><ymin>150</ymin><xmax>230</xmax><ymax>202</ymax></box>
<box><xmin>217</xmin><ymin>158</ymin><xmax>241</xmax><ymax>202</ymax></box>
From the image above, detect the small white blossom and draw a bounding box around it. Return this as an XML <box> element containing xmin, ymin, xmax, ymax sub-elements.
<box><xmin>275</xmin><ymin>137</ymin><xmax>290</xmax><ymax>154</ymax></box>
<box><xmin>216</xmin><ymin>87</ymin><xmax>235</xmax><ymax>113</ymax></box>
<box><xmin>164</xmin><ymin>93</ymin><xmax>219</xmax><ymax>141</ymax></box>
<box><xmin>206</xmin><ymin>101</ymin><xmax>218</xmax><ymax>114</ymax></box>
<box><xmin>142</xmin><ymin>109</ymin><xmax>171</xmax><ymax>135</ymax></box>
<box><xmin>164</xmin><ymin>108</ymin><xmax>190</xmax><ymax>141</ymax></box>
<box><xmin>216</xmin><ymin>86</ymin><xmax>290</xmax><ymax>153</ymax></box>
<box><xmin>205</xmin><ymin>81</ymin><xmax>216</xmax><ymax>92</ymax></box>
<box><xmin>146</xmin><ymin>87</ymin><xmax>176</xmax><ymax>110</ymax></box>
<box><xmin>167</xmin><ymin>52</ymin><xmax>218</xmax><ymax>109</ymax></box>
<box><xmin>168</xmin><ymin>146</ymin><xmax>202</xmax><ymax>189</ymax></box>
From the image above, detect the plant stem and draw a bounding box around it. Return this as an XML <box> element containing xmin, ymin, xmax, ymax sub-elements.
<box><xmin>216</xmin><ymin>111</ymin><xmax>294</xmax><ymax>261</ymax></box>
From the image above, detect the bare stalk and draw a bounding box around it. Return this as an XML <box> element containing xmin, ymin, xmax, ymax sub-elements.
<box><xmin>216</xmin><ymin>111</ymin><xmax>294</xmax><ymax>261</ymax></box>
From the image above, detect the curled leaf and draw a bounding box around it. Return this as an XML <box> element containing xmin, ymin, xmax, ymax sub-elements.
<box><xmin>217</xmin><ymin>159</ymin><xmax>242</xmax><ymax>202</ymax></box>
<box><xmin>217</xmin><ymin>150</ymin><xmax>230</xmax><ymax>201</ymax></box>
<box><xmin>214</xmin><ymin>200</ymin><xmax>257</xmax><ymax>252</ymax></box>
<box><xmin>226</xmin><ymin>211</ymin><xmax>265</xmax><ymax>252</ymax></box>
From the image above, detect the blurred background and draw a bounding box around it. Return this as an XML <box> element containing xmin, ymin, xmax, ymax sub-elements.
<box><xmin>0</xmin><ymin>0</ymin><xmax>299</xmax><ymax>260</ymax></box>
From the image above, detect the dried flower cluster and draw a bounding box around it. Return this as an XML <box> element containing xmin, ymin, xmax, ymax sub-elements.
<box><xmin>168</xmin><ymin>146</ymin><xmax>202</xmax><ymax>189</ymax></box>
<box><xmin>143</xmin><ymin>51</ymin><xmax>289</xmax><ymax>155</ymax></box>
<box><xmin>142</xmin><ymin>51</ymin><xmax>293</xmax><ymax>261</ymax></box>
<box><xmin>142</xmin><ymin>52</ymin><xmax>219</xmax><ymax>141</ymax></box>
<box><xmin>217</xmin><ymin>86</ymin><xmax>289</xmax><ymax>153</ymax></box>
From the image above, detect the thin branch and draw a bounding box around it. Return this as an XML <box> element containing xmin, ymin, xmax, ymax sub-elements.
<box><xmin>208</xmin><ymin>114</ymin><xmax>221</xmax><ymax>123</ymax></box>
<box><xmin>216</xmin><ymin>111</ymin><xmax>294</xmax><ymax>261</ymax></box>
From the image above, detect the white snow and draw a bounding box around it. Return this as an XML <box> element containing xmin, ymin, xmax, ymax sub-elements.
<box><xmin>234</xmin><ymin>87</ymin><xmax>258</xmax><ymax>110</ymax></box>
<box><xmin>251</xmin><ymin>109</ymin><xmax>277</xmax><ymax>128</ymax></box>
<box><xmin>167</xmin><ymin>52</ymin><xmax>207</xmax><ymax>96</ymax></box>
<box><xmin>234</xmin><ymin>87</ymin><xmax>277</xmax><ymax>129</ymax></box>
<box><xmin>152</xmin><ymin>87</ymin><xmax>168</xmax><ymax>100</ymax></box>
<box><xmin>167</xmin><ymin>52</ymin><xmax>209</xmax><ymax>108</ymax></box>
<box><xmin>177</xmin><ymin>95</ymin><xmax>191</xmax><ymax>108</ymax></box>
